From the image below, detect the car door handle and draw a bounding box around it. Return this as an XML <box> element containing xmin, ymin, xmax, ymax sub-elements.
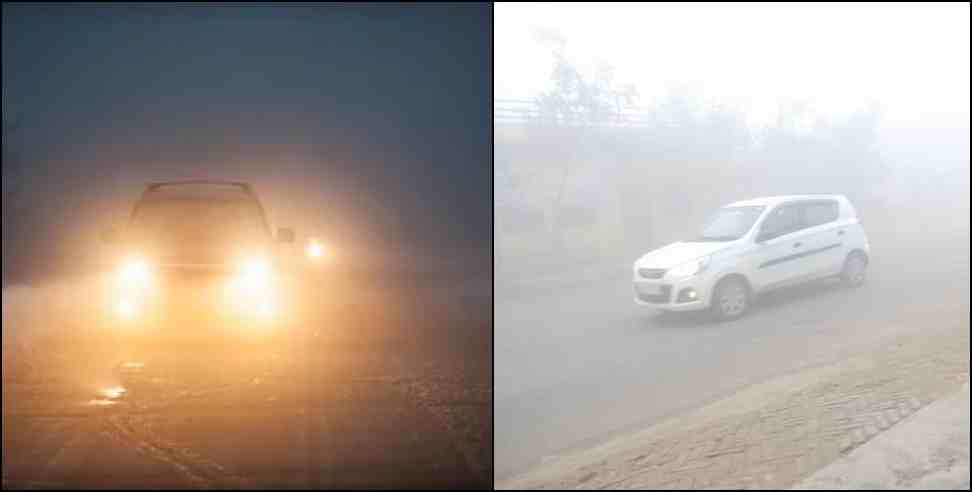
<box><xmin>838</xmin><ymin>230</ymin><xmax>845</xmax><ymax>236</ymax></box>
<box><xmin>794</xmin><ymin>242</ymin><xmax>803</xmax><ymax>248</ymax></box>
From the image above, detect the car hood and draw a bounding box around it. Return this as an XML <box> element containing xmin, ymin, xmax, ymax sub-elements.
<box><xmin>635</xmin><ymin>241</ymin><xmax>734</xmax><ymax>269</ymax></box>
<box><xmin>123</xmin><ymin>236</ymin><xmax>273</xmax><ymax>267</ymax></box>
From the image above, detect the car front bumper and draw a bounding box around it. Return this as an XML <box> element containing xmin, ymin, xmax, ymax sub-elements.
<box><xmin>103</xmin><ymin>278</ymin><xmax>290</xmax><ymax>343</ymax></box>
<box><xmin>633</xmin><ymin>273</ymin><xmax>714</xmax><ymax>312</ymax></box>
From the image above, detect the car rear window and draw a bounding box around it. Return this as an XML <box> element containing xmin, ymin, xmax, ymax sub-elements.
<box><xmin>803</xmin><ymin>200</ymin><xmax>839</xmax><ymax>227</ymax></box>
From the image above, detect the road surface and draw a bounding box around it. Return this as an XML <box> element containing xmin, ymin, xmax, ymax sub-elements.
<box><xmin>3</xmin><ymin>275</ymin><xmax>492</xmax><ymax>490</ymax></box>
<box><xmin>496</xmin><ymin>207</ymin><xmax>971</xmax><ymax>482</ymax></box>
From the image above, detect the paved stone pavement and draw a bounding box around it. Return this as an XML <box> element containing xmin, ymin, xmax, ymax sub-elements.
<box><xmin>500</xmin><ymin>320</ymin><xmax>970</xmax><ymax>490</ymax></box>
<box><xmin>794</xmin><ymin>380</ymin><xmax>969</xmax><ymax>490</ymax></box>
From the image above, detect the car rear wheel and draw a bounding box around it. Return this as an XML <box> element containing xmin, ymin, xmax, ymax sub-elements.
<box><xmin>841</xmin><ymin>253</ymin><xmax>868</xmax><ymax>288</ymax></box>
<box><xmin>711</xmin><ymin>277</ymin><xmax>750</xmax><ymax>322</ymax></box>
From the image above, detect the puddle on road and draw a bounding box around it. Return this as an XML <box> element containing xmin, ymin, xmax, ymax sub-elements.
<box><xmin>73</xmin><ymin>357</ymin><xmax>295</xmax><ymax>411</ymax></box>
<box><xmin>100</xmin><ymin>386</ymin><xmax>128</xmax><ymax>400</ymax></box>
<box><xmin>85</xmin><ymin>386</ymin><xmax>128</xmax><ymax>407</ymax></box>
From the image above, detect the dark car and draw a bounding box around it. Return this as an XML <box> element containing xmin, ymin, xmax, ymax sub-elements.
<box><xmin>99</xmin><ymin>181</ymin><xmax>310</xmax><ymax>385</ymax></box>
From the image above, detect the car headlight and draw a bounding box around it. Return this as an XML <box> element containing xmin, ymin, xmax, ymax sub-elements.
<box><xmin>113</xmin><ymin>257</ymin><xmax>152</xmax><ymax>321</ymax></box>
<box><xmin>229</xmin><ymin>256</ymin><xmax>278</xmax><ymax>320</ymax></box>
<box><xmin>118</xmin><ymin>257</ymin><xmax>152</xmax><ymax>290</ymax></box>
<box><xmin>236</xmin><ymin>256</ymin><xmax>274</xmax><ymax>294</ymax></box>
<box><xmin>307</xmin><ymin>242</ymin><xmax>323</xmax><ymax>259</ymax></box>
<box><xmin>668</xmin><ymin>256</ymin><xmax>711</xmax><ymax>279</ymax></box>
<box><xmin>306</xmin><ymin>238</ymin><xmax>333</xmax><ymax>263</ymax></box>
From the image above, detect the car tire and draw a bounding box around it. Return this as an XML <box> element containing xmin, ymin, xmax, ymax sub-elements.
<box><xmin>710</xmin><ymin>277</ymin><xmax>750</xmax><ymax>322</ymax></box>
<box><xmin>840</xmin><ymin>252</ymin><xmax>868</xmax><ymax>288</ymax></box>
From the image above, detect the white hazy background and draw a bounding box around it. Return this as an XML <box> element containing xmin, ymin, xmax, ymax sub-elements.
<box><xmin>497</xmin><ymin>2</ymin><xmax>970</xmax><ymax>133</ymax></box>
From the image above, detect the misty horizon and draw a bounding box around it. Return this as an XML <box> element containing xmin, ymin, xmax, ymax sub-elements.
<box><xmin>496</xmin><ymin>3</ymin><xmax>970</xmax><ymax>134</ymax></box>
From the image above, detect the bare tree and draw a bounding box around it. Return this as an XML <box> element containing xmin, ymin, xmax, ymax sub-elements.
<box><xmin>528</xmin><ymin>32</ymin><xmax>642</xmax><ymax>255</ymax></box>
<box><xmin>532</xmin><ymin>40</ymin><xmax>636</xmax><ymax>128</ymax></box>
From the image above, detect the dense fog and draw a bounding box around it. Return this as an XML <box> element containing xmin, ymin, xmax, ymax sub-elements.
<box><xmin>2</xmin><ymin>4</ymin><xmax>492</xmax><ymax>291</ymax></box>
<box><xmin>495</xmin><ymin>3</ymin><xmax>970</xmax><ymax>289</ymax></box>
<box><xmin>494</xmin><ymin>3</ymin><xmax>970</xmax><ymax>482</ymax></box>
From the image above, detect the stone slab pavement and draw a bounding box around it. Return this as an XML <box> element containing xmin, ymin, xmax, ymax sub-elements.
<box><xmin>793</xmin><ymin>380</ymin><xmax>969</xmax><ymax>490</ymax></box>
<box><xmin>498</xmin><ymin>319</ymin><xmax>970</xmax><ymax>490</ymax></box>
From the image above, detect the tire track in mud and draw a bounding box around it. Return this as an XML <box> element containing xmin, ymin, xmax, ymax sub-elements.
<box><xmin>5</xmin><ymin>386</ymin><xmax>256</xmax><ymax>489</ymax></box>
<box><xmin>103</xmin><ymin>413</ymin><xmax>252</xmax><ymax>490</ymax></box>
<box><xmin>94</xmin><ymin>367</ymin><xmax>272</xmax><ymax>490</ymax></box>
<box><xmin>33</xmin><ymin>419</ymin><xmax>91</xmax><ymax>484</ymax></box>
<box><xmin>4</xmin><ymin>419</ymin><xmax>79</xmax><ymax>488</ymax></box>
<box><xmin>3</xmin><ymin>418</ymin><xmax>110</xmax><ymax>490</ymax></box>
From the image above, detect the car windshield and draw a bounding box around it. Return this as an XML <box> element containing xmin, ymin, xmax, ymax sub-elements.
<box><xmin>693</xmin><ymin>205</ymin><xmax>765</xmax><ymax>242</ymax></box>
<box><xmin>130</xmin><ymin>198</ymin><xmax>269</xmax><ymax>245</ymax></box>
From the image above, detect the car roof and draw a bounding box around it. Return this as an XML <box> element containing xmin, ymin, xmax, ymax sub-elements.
<box><xmin>131</xmin><ymin>181</ymin><xmax>272</xmax><ymax>232</ymax></box>
<box><xmin>725</xmin><ymin>195</ymin><xmax>847</xmax><ymax>208</ymax></box>
<box><xmin>141</xmin><ymin>181</ymin><xmax>258</xmax><ymax>202</ymax></box>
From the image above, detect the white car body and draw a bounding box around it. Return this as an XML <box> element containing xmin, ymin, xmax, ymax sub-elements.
<box><xmin>633</xmin><ymin>195</ymin><xmax>870</xmax><ymax>314</ymax></box>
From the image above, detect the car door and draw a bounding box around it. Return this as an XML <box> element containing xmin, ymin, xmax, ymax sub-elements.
<box><xmin>748</xmin><ymin>202</ymin><xmax>816</xmax><ymax>291</ymax></box>
<box><xmin>798</xmin><ymin>199</ymin><xmax>847</xmax><ymax>277</ymax></box>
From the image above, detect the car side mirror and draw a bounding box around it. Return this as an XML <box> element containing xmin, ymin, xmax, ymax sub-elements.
<box><xmin>277</xmin><ymin>227</ymin><xmax>296</xmax><ymax>244</ymax></box>
<box><xmin>101</xmin><ymin>227</ymin><xmax>121</xmax><ymax>245</ymax></box>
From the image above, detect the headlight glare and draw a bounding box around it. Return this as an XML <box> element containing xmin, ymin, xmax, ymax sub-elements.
<box><xmin>307</xmin><ymin>242</ymin><xmax>324</xmax><ymax>260</ymax></box>
<box><xmin>115</xmin><ymin>298</ymin><xmax>140</xmax><ymax>320</ymax></box>
<box><xmin>118</xmin><ymin>258</ymin><xmax>152</xmax><ymax>290</ymax></box>
<box><xmin>229</xmin><ymin>256</ymin><xmax>278</xmax><ymax>320</ymax></box>
<box><xmin>235</xmin><ymin>257</ymin><xmax>274</xmax><ymax>295</ymax></box>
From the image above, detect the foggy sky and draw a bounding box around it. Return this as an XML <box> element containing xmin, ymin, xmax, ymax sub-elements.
<box><xmin>3</xmin><ymin>3</ymin><xmax>491</xmax><ymax>276</ymax></box>
<box><xmin>496</xmin><ymin>2</ymin><xmax>970</xmax><ymax>133</ymax></box>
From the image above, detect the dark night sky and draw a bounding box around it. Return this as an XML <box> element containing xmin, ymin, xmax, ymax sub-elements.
<box><xmin>2</xmin><ymin>3</ymin><xmax>492</xmax><ymax>277</ymax></box>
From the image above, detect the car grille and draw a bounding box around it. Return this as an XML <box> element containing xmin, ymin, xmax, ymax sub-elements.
<box><xmin>154</xmin><ymin>268</ymin><xmax>231</xmax><ymax>313</ymax></box>
<box><xmin>161</xmin><ymin>271</ymin><xmax>226</xmax><ymax>291</ymax></box>
<box><xmin>637</xmin><ymin>285</ymin><xmax>672</xmax><ymax>304</ymax></box>
<box><xmin>638</xmin><ymin>268</ymin><xmax>667</xmax><ymax>280</ymax></box>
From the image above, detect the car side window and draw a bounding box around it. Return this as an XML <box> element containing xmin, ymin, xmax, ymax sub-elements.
<box><xmin>803</xmin><ymin>200</ymin><xmax>839</xmax><ymax>227</ymax></box>
<box><xmin>760</xmin><ymin>204</ymin><xmax>803</xmax><ymax>240</ymax></box>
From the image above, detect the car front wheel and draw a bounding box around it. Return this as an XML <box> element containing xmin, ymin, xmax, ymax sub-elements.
<box><xmin>711</xmin><ymin>277</ymin><xmax>750</xmax><ymax>322</ymax></box>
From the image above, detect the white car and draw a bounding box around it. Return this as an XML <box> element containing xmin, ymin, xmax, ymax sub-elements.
<box><xmin>633</xmin><ymin>195</ymin><xmax>870</xmax><ymax>321</ymax></box>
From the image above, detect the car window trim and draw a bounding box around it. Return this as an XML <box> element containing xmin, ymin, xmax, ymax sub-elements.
<box><xmin>761</xmin><ymin>201</ymin><xmax>804</xmax><ymax>240</ymax></box>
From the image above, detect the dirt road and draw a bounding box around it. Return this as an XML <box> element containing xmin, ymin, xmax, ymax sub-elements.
<box><xmin>3</xmin><ymin>278</ymin><xmax>492</xmax><ymax>490</ymax></box>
